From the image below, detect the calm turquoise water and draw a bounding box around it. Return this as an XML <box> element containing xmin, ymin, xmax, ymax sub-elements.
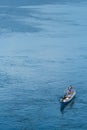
<box><xmin>0</xmin><ymin>0</ymin><xmax>87</xmax><ymax>130</ymax></box>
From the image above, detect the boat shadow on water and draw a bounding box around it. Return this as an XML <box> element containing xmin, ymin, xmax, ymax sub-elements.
<box><xmin>60</xmin><ymin>99</ymin><xmax>75</xmax><ymax>113</ymax></box>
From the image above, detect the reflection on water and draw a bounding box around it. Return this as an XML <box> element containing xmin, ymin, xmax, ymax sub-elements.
<box><xmin>60</xmin><ymin>100</ymin><xmax>75</xmax><ymax>114</ymax></box>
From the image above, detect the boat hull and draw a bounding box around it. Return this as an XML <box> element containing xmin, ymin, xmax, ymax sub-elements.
<box><xmin>60</xmin><ymin>91</ymin><xmax>76</xmax><ymax>107</ymax></box>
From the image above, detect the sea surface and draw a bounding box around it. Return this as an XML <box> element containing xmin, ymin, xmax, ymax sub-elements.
<box><xmin>0</xmin><ymin>0</ymin><xmax>87</xmax><ymax>130</ymax></box>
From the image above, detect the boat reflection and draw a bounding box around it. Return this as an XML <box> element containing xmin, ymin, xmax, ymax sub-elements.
<box><xmin>60</xmin><ymin>100</ymin><xmax>75</xmax><ymax>113</ymax></box>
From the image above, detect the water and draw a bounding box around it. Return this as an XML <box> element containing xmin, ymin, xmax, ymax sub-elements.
<box><xmin>0</xmin><ymin>0</ymin><xmax>87</xmax><ymax>130</ymax></box>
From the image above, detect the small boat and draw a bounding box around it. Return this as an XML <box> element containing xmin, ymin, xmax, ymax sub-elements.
<box><xmin>60</xmin><ymin>89</ymin><xmax>76</xmax><ymax>107</ymax></box>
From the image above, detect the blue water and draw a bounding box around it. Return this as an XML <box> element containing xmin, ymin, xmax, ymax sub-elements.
<box><xmin>0</xmin><ymin>0</ymin><xmax>87</xmax><ymax>130</ymax></box>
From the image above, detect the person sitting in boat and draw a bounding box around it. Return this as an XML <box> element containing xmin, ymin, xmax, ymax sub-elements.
<box><xmin>67</xmin><ymin>85</ymin><xmax>73</xmax><ymax>95</ymax></box>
